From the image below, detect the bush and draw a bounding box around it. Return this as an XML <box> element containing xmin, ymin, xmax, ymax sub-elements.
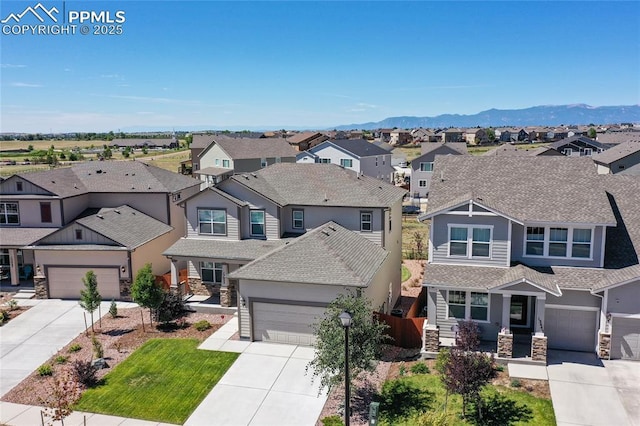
<box><xmin>468</xmin><ymin>393</ymin><xmax>533</xmax><ymax>426</ymax></box>
<box><xmin>379</xmin><ymin>378</ymin><xmax>432</xmax><ymax>421</ymax></box>
<box><xmin>435</xmin><ymin>348</ymin><xmax>450</xmax><ymax>375</ymax></box>
<box><xmin>6</xmin><ymin>299</ymin><xmax>18</xmax><ymax>311</ymax></box>
<box><xmin>194</xmin><ymin>320</ymin><xmax>212</xmax><ymax>331</ymax></box>
<box><xmin>71</xmin><ymin>360</ymin><xmax>98</xmax><ymax>387</ymax></box>
<box><xmin>321</xmin><ymin>415</ymin><xmax>344</xmax><ymax>426</ymax></box>
<box><xmin>55</xmin><ymin>355</ymin><xmax>69</xmax><ymax>364</ymax></box>
<box><xmin>68</xmin><ymin>343</ymin><xmax>82</xmax><ymax>353</ymax></box>
<box><xmin>456</xmin><ymin>320</ymin><xmax>481</xmax><ymax>351</ymax></box>
<box><xmin>411</xmin><ymin>362</ymin><xmax>430</xmax><ymax>375</ymax></box>
<box><xmin>398</xmin><ymin>362</ymin><xmax>406</xmax><ymax>376</ymax></box>
<box><xmin>156</xmin><ymin>291</ymin><xmax>185</xmax><ymax>324</ymax></box>
<box><xmin>0</xmin><ymin>310</ymin><xmax>9</xmax><ymax>325</ymax></box>
<box><xmin>510</xmin><ymin>378</ymin><xmax>522</xmax><ymax>388</ymax></box>
<box><xmin>108</xmin><ymin>300</ymin><xmax>118</xmax><ymax>318</ymax></box>
<box><xmin>407</xmin><ymin>410</ymin><xmax>455</xmax><ymax>426</ymax></box>
<box><xmin>91</xmin><ymin>335</ymin><xmax>104</xmax><ymax>359</ymax></box>
<box><xmin>38</xmin><ymin>364</ymin><xmax>53</xmax><ymax>376</ymax></box>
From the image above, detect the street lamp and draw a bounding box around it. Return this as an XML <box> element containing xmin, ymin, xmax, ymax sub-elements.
<box><xmin>339</xmin><ymin>311</ymin><xmax>352</xmax><ymax>426</ymax></box>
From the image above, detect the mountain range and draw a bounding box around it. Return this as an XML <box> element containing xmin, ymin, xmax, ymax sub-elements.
<box><xmin>333</xmin><ymin>104</ymin><xmax>640</xmax><ymax>130</ymax></box>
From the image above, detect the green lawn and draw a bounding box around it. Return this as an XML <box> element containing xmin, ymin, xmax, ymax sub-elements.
<box><xmin>379</xmin><ymin>373</ymin><xmax>555</xmax><ymax>426</ymax></box>
<box><xmin>75</xmin><ymin>339</ymin><xmax>238</xmax><ymax>424</ymax></box>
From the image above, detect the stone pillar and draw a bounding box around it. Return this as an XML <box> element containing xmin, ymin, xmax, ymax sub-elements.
<box><xmin>598</xmin><ymin>332</ymin><xmax>611</xmax><ymax>359</ymax></box>
<box><xmin>34</xmin><ymin>275</ymin><xmax>48</xmax><ymax>299</ymax></box>
<box><xmin>501</xmin><ymin>294</ymin><xmax>512</xmax><ymax>331</ymax></box>
<box><xmin>531</xmin><ymin>334</ymin><xmax>548</xmax><ymax>363</ymax></box>
<box><xmin>497</xmin><ymin>331</ymin><xmax>513</xmax><ymax>358</ymax></box>
<box><xmin>421</xmin><ymin>323</ymin><xmax>440</xmax><ymax>353</ymax></box>
<box><xmin>9</xmin><ymin>249</ymin><xmax>19</xmax><ymax>285</ymax></box>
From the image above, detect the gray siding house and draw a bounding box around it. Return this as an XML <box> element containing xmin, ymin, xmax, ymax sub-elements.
<box><xmin>164</xmin><ymin>163</ymin><xmax>407</xmax><ymax>346</ymax></box>
<box><xmin>592</xmin><ymin>142</ymin><xmax>640</xmax><ymax>174</ymax></box>
<box><xmin>419</xmin><ymin>156</ymin><xmax>640</xmax><ymax>362</ymax></box>
<box><xmin>410</xmin><ymin>142</ymin><xmax>467</xmax><ymax>199</ymax></box>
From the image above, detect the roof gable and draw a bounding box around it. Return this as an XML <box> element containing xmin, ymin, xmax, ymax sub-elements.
<box><xmin>202</xmin><ymin>136</ymin><xmax>297</xmax><ymax>160</ymax></box>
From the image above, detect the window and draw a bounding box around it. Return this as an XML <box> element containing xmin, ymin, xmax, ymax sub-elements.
<box><xmin>215</xmin><ymin>159</ymin><xmax>220</xmax><ymax>166</ymax></box>
<box><xmin>275</xmin><ymin>157</ymin><xmax>281</xmax><ymax>163</ymax></box>
<box><xmin>340</xmin><ymin>158</ymin><xmax>353</xmax><ymax>168</ymax></box>
<box><xmin>375</xmin><ymin>156</ymin><xmax>379</xmax><ymax>166</ymax></box>
<box><xmin>75</xmin><ymin>229</ymin><xmax>83</xmax><ymax>240</ymax></box>
<box><xmin>198</xmin><ymin>209</ymin><xmax>227</xmax><ymax>235</ymax></box>
<box><xmin>319</xmin><ymin>158</ymin><xmax>331</xmax><ymax>164</ymax></box>
<box><xmin>563</xmin><ymin>148</ymin><xmax>572</xmax><ymax>156</ymax></box>
<box><xmin>292</xmin><ymin>209</ymin><xmax>304</xmax><ymax>229</ymax></box>
<box><xmin>250</xmin><ymin>210</ymin><xmax>265</xmax><ymax>236</ymax></box>
<box><xmin>0</xmin><ymin>202</ymin><xmax>19</xmax><ymax>225</ymax></box>
<box><xmin>448</xmin><ymin>225</ymin><xmax>492</xmax><ymax>258</ymax></box>
<box><xmin>525</xmin><ymin>226</ymin><xmax>593</xmax><ymax>259</ymax></box>
<box><xmin>448</xmin><ymin>290</ymin><xmax>489</xmax><ymax>322</ymax></box>
<box><xmin>572</xmin><ymin>228</ymin><xmax>592</xmax><ymax>258</ymax></box>
<box><xmin>40</xmin><ymin>202</ymin><xmax>52</xmax><ymax>223</ymax></box>
<box><xmin>420</xmin><ymin>162</ymin><xmax>434</xmax><ymax>172</ymax></box>
<box><xmin>360</xmin><ymin>212</ymin><xmax>372</xmax><ymax>232</ymax></box>
<box><xmin>448</xmin><ymin>291</ymin><xmax>466</xmax><ymax>319</ymax></box>
<box><xmin>200</xmin><ymin>262</ymin><xmax>223</xmax><ymax>283</ymax></box>
<box><xmin>222</xmin><ymin>159</ymin><xmax>230</xmax><ymax>168</ymax></box>
<box><xmin>419</xmin><ymin>180</ymin><xmax>427</xmax><ymax>187</ymax></box>
<box><xmin>261</xmin><ymin>158</ymin><xmax>267</xmax><ymax>168</ymax></box>
<box><xmin>525</xmin><ymin>227</ymin><xmax>545</xmax><ymax>256</ymax></box>
<box><xmin>16</xmin><ymin>181</ymin><xmax>23</xmax><ymax>191</ymax></box>
<box><xmin>0</xmin><ymin>249</ymin><xmax>23</xmax><ymax>268</ymax></box>
<box><xmin>583</xmin><ymin>148</ymin><xmax>593</xmax><ymax>156</ymax></box>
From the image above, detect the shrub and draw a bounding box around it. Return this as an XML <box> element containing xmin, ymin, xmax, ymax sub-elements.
<box><xmin>0</xmin><ymin>310</ymin><xmax>9</xmax><ymax>325</ymax></box>
<box><xmin>407</xmin><ymin>410</ymin><xmax>455</xmax><ymax>426</ymax></box>
<box><xmin>194</xmin><ymin>320</ymin><xmax>212</xmax><ymax>331</ymax></box>
<box><xmin>6</xmin><ymin>299</ymin><xmax>18</xmax><ymax>311</ymax></box>
<box><xmin>456</xmin><ymin>320</ymin><xmax>481</xmax><ymax>351</ymax></box>
<box><xmin>68</xmin><ymin>343</ymin><xmax>82</xmax><ymax>353</ymax></box>
<box><xmin>156</xmin><ymin>291</ymin><xmax>185</xmax><ymax>324</ymax></box>
<box><xmin>379</xmin><ymin>378</ymin><xmax>432</xmax><ymax>421</ymax></box>
<box><xmin>411</xmin><ymin>362</ymin><xmax>430</xmax><ymax>375</ymax></box>
<box><xmin>398</xmin><ymin>362</ymin><xmax>406</xmax><ymax>377</ymax></box>
<box><xmin>38</xmin><ymin>364</ymin><xmax>53</xmax><ymax>376</ymax></box>
<box><xmin>468</xmin><ymin>393</ymin><xmax>533</xmax><ymax>426</ymax></box>
<box><xmin>435</xmin><ymin>348</ymin><xmax>450</xmax><ymax>375</ymax></box>
<box><xmin>71</xmin><ymin>360</ymin><xmax>98</xmax><ymax>387</ymax></box>
<box><xmin>54</xmin><ymin>355</ymin><xmax>69</xmax><ymax>364</ymax></box>
<box><xmin>321</xmin><ymin>415</ymin><xmax>344</xmax><ymax>426</ymax></box>
<box><xmin>495</xmin><ymin>364</ymin><xmax>505</xmax><ymax>372</ymax></box>
<box><xmin>108</xmin><ymin>300</ymin><xmax>118</xmax><ymax>318</ymax></box>
<box><xmin>91</xmin><ymin>335</ymin><xmax>104</xmax><ymax>359</ymax></box>
<box><xmin>510</xmin><ymin>378</ymin><xmax>522</xmax><ymax>388</ymax></box>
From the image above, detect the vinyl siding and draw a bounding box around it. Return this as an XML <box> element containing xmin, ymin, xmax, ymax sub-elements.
<box><xmin>607</xmin><ymin>282</ymin><xmax>640</xmax><ymax>314</ymax></box>
<box><xmin>88</xmin><ymin>193</ymin><xmax>169</xmax><ymax>224</ymax></box>
<box><xmin>62</xmin><ymin>194</ymin><xmax>90</xmax><ymax>225</ymax></box>
<box><xmin>185</xmin><ymin>191</ymin><xmax>241</xmax><ymax>241</ymax></box>
<box><xmin>0</xmin><ymin>198</ymin><xmax>63</xmax><ymax>227</ymax></box>
<box><xmin>546</xmin><ymin>290</ymin><xmax>601</xmax><ymax>308</ymax></box>
<box><xmin>219</xmin><ymin>180</ymin><xmax>280</xmax><ymax>239</ymax></box>
<box><xmin>431</xmin><ymin>215</ymin><xmax>509</xmax><ymax>267</ymax></box>
<box><xmin>38</xmin><ymin>224</ymin><xmax>117</xmax><ymax>245</ymax></box>
<box><xmin>199</xmin><ymin>143</ymin><xmax>234</xmax><ymax>171</ymax></box>
<box><xmin>0</xmin><ymin>177</ymin><xmax>52</xmax><ymax>195</ymax></box>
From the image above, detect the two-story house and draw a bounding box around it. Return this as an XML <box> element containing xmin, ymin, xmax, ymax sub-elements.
<box><xmin>0</xmin><ymin>161</ymin><xmax>201</xmax><ymax>299</ymax></box>
<box><xmin>549</xmin><ymin>135</ymin><xmax>606</xmax><ymax>157</ymax></box>
<box><xmin>410</xmin><ymin>142</ymin><xmax>468</xmax><ymax>199</ymax></box>
<box><xmin>163</xmin><ymin>163</ymin><xmax>406</xmax><ymax>345</ymax></box>
<box><xmin>419</xmin><ymin>156</ymin><xmax>640</xmax><ymax>362</ymax></box>
<box><xmin>285</xmin><ymin>131</ymin><xmax>329</xmax><ymax>152</ymax></box>
<box><xmin>194</xmin><ymin>135</ymin><xmax>298</xmax><ymax>185</ymax></box>
<box><xmin>592</xmin><ymin>141</ymin><xmax>640</xmax><ymax>174</ymax></box>
<box><xmin>296</xmin><ymin>139</ymin><xmax>395</xmax><ymax>183</ymax></box>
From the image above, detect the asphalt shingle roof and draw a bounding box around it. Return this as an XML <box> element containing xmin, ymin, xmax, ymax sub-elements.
<box><xmin>0</xmin><ymin>228</ymin><xmax>57</xmax><ymax>247</ymax></box>
<box><xmin>601</xmin><ymin>175</ymin><xmax>640</xmax><ymax>270</ymax></box>
<box><xmin>203</xmin><ymin>136</ymin><xmax>297</xmax><ymax>160</ymax></box>
<box><xmin>329</xmin><ymin>139</ymin><xmax>391</xmax><ymax>157</ymax></box>
<box><xmin>420</xmin><ymin>142</ymin><xmax>468</xmax><ymax>156</ymax></box>
<box><xmin>225</xmin><ymin>163</ymin><xmax>406</xmax><ymax>208</ymax></box>
<box><xmin>17</xmin><ymin>161</ymin><xmax>200</xmax><ymax>198</ymax></box>
<box><xmin>163</xmin><ymin>238</ymin><xmax>288</xmax><ymax>261</ymax></box>
<box><xmin>591</xmin><ymin>142</ymin><xmax>640</xmax><ymax>165</ymax></box>
<box><xmin>425</xmin><ymin>156</ymin><xmax>616</xmax><ymax>225</ymax></box>
<box><xmin>228</xmin><ymin>221</ymin><xmax>388</xmax><ymax>286</ymax></box>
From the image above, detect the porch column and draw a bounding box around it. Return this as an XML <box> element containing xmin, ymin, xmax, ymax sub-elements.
<box><xmin>9</xmin><ymin>249</ymin><xmax>19</xmax><ymax>286</ymax></box>
<box><xmin>534</xmin><ymin>295</ymin><xmax>545</xmax><ymax>335</ymax></box>
<box><xmin>501</xmin><ymin>294</ymin><xmax>511</xmax><ymax>332</ymax></box>
<box><xmin>220</xmin><ymin>264</ymin><xmax>231</xmax><ymax>307</ymax></box>
<box><xmin>169</xmin><ymin>259</ymin><xmax>179</xmax><ymax>295</ymax></box>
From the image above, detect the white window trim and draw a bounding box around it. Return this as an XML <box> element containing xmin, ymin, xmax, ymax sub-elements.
<box><xmin>446</xmin><ymin>290</ymin><xmax>490</xmax><ymax>323</ymax></box>
<box><xmin>360</xmin><ymin>211</ymin><xmax>373</xmax><ymax>232</ymax></box>
<box><xmin>292</xmin><ymin>209</ymin><xmax>304</xmax><ymax>230</ymax></box>
<box><xmin>420</xmin><ymin>162</ymin><xmax>434</xmax><ymax>172</ymax></box>
<box><xmin>447</xmin><ymin>224</ymin><xmax>493</xmax><ymax>259</ymax></box>
<box><xmin>197</xmin><ymin>208</ymin><xmax>227</xmax><ymax>236</ymax></box>
<box><xmin>200</xmin><ymin>261</ymin><xmax>223</xmax><ymax>284</ymax></box>
<box><xmin>0</xmin><ymin>202</ymin><xmax>20</xmax><ymax>226</ymax></box>
<box><xmin>250</xmin><ymin>210</ymin><xmax>266</xmax><ymax>237</ymax></box>
<box><xmin>340</xmin><ymin>158</ymin><xmax>353</xmax><ymax>168</ymax></box>
<box><xmin>523</xmin><ymin>225</ymin><xmax>594</xmax><ymax>261</ymax></box>
<box><xmin>222</xmin><ymin>159</ymin><xmax>230</xmax><ymax>168</ymax></box>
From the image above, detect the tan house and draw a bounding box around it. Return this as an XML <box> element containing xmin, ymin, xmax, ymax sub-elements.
<box><xmin>0</xmin><ymin>161</ymin><xmax>201</xmax><ymax>299</ymax></box>
<box><xmin>163</xmin><ymin>163</ymin><xmax>406</xmax><ymax>345</ymax></box>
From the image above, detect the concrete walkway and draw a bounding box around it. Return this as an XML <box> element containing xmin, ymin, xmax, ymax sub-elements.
<box><xmin>185</xmin><ymin>317</ymin><xmax>328</xmax><ymax>426</ymax></box>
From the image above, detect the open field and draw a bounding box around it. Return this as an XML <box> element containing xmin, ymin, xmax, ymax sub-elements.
<box><xmin>402</xmin><ymin>215</ymin><xmax>429</xmax><ymax>260</ymax></box>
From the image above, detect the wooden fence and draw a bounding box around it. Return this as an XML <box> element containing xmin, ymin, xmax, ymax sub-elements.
<box><xmin>155</xmin><ymin>269</ymin><xmax>188</xmax><ymax>292</ymax></box>
<box><xmin>376</xmin><ymin>313</ymin><xmax>425</xmax><ymax>348</ymax></box>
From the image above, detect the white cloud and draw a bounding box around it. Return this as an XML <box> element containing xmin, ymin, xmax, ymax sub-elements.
<box><xmin>10</xmin><ymin>82</ymin><xmax>42</xmax><ymax>88</ymax></box>
<box><xmin>1</xmin><ymin>64</ymin><xmax>27</xmax><ymax>68</ymax></box>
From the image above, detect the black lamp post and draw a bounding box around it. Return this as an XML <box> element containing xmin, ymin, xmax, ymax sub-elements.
<box><xmin>339</xmin><ymin>311</ymin><xmax>352</xmax><ymax>426</ymax></box>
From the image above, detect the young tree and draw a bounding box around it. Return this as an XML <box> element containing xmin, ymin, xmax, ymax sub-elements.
<box><xmin>588</xmin><ymin>127</ymin><xmax>597</xmax><ymax>139</ymax></box>
<box><xmin>79</xmin><ymin>270</ymin><xmax>101</xmax><ymax>333</ymax></box>
<box><xmin>131</xmin><ymin>263</ymin><xmax>163</xmax><ymax>327</ymax></box>
<box><xmin>307</xmin><ymin>292</ymin><xmax>391</xmax><ymax>391</ymax></box>
<box><xmin>456</xmin><ymin>320</ymin><xmax>481</xmax><ymax>351</ymax></box>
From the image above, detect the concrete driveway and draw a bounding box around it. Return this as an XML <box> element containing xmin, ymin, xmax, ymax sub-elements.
<box><xmin>185</xmin><ymin>320</ymin><xmax>328</xmax><ymax>426</ymax></box>
<box><xmin>0</xmin><ymin>299</ymin><xmax>125</xmax><ymax>397</ymax></box>
<box><xmin>547</xmin><ymin>350</ymin><xmax>639</xmax><ymax>426</ymax></box>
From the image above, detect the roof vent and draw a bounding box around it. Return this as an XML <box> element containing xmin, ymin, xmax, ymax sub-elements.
<box><xmin>114</xmin><ymin>209</ymin><xmax>120</xmax><ymax>214</ymax></box>
<box><xmin>131</xmin><ymin>186</ymin><xmax>135</xmax><ymax>189</ymax></box>
<box><xmin>242</xmin><ymin>174</ymin><xmax>249</xmax><ymax>179</ymax></box>
<box><xmin>73</xmin><ymin>184</ymin><xmax>78</xmax><ymax>189</ymax></box>
<box><xmin>321</xmin><ymin>230</ymin><xmax>330</xmax><ymax>236</ymax></box>
<box><xmin>51</xmin><ymin>180</ymin><xmax>55</xmax><ymax>183</ymax></box>
<box><xmin>97</xmin><ymin>214</ymin><xmax>103</xmax><ymax>219</ymax></box>
<box><xmin>328</xmin><ymin>225</ymin><xmax>336</xmax><ymax>231</ymax></box>
<box><xmin>96</xmin><ymin>170</ymin><xmax>102</xmax><ymax>174</ymax></box>
<box><xmin>251</xmin><ymin>173</ymin><xmax>257</xmax><ymax>178</ymax></box>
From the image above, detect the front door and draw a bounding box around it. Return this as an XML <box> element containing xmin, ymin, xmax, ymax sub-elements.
<box><xmin>510</xmin><ymin>295</ymin><xmax>531</xmax><ymax>329</ymax></box>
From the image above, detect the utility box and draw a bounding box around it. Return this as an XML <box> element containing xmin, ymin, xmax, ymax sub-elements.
<box><xmin>369</xmin><ymin>402</ymin><xmax>380</xmax><ymax>426</ymax></box>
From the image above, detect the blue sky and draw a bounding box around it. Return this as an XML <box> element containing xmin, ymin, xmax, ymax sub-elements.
<box><xmin>1</xmin><ymin>1</ymin><xmax>638</xmax><ymax>132</ymax></box>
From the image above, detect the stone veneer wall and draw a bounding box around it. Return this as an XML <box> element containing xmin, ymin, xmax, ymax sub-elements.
<box><xmin>497</xmin><ymin>332</ymin><xmax>513</xmax><ymax>358</ymax></box>
<box><xmin>531</xmin><ymin>335</ymin><xmax>548</xmax><ymax>362</ymax></box>
<box><xmin>34</xmin><ymin>276</ymin><xmax>48</xmax><ymax>299</ymax></box>
<box><xmin>422</xmin><ymin>325</ymin><xmax>440</xmax><ymax>353</ymax></box>
<box><xmin>188</xmin><ymin>277</ymin><xmax>219</xmax><ymax>297</ymax></box>
<box><xmin>119</xmin><ymin>279</ymin><xmax>132</xmax><ymax>301</ymax></box>
<box><xmin>598</xmin><ymin>332</ymin><xmax>611</xmax><ymax>359</ymax></box>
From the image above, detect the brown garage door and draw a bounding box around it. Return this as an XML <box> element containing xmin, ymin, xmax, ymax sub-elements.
<box><xmin>252</xmin><ymin>302</ymin><xmax>325</xmax><ymax>346</ymax></box>
<box><xmin>48</xmin><ymin>267</ymin><xmax>120</xmax><ymax>300</ymax></box>
<box><xmin>611</xmin><ymin>317</ymin><xmax>640</xmax><ymax>360</ymax></box>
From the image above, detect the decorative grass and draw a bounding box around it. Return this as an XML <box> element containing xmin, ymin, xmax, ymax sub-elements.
<box><xmin>75</xmin><ymin>339</ymin><xmax>238</xmax><ymax>424</ymax></box>
<box><xmin>401</xmin><ymin>265</ymin><xmax>412</xmax><ymax>282</ymax></box>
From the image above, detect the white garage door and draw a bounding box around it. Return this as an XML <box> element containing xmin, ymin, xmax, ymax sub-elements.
<box><xmin>252</xmin><ymin>302</ymin><xmax>326</xmax><ymax>346</ymax></box>
<box><xmin>611</xmin><ymin>317</ymin><xmax>640</xmax><ymax>360</ymax></box>
<box><xmin>48</xmin><ymin>267</ymin><xmax>120</xmax><ymax>300</ymax></box>
<box><xmin>545</xmin><ymin>307</ymin><xmax>598</xmax><ymax>352</ymax></box>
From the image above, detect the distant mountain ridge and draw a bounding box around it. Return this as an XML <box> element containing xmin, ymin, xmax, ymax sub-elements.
<box><xmin>333</xmin><ymin>104</ymin><xmax>640</xmax><ymax>130</ymax></box>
